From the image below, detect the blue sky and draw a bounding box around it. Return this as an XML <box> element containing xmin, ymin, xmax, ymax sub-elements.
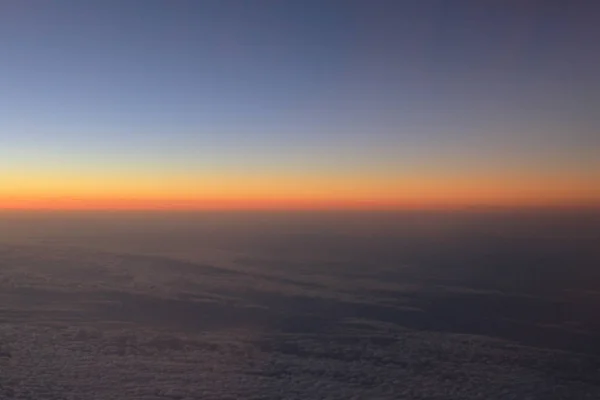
<box><xmin>1</xmin><ymin>1</ymin><xmax>599</xmax><ymax>208</ymax></box>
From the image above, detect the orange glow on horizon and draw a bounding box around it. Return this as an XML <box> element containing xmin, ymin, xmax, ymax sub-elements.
<box><xmin>2</xmin><ymin>168</ymin><xmax>598</xmax><ymax>211</ymax></box>
<box><xmin>1</xmin><ymin>192</ymin><xmax>598</xmax><ymax>211</ymax></box>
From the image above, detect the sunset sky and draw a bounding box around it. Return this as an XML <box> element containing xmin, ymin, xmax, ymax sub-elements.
<box><xmin>1</xmin><ymin>1</ymin><xmax>599</xmax><ymax>210</ymax></box>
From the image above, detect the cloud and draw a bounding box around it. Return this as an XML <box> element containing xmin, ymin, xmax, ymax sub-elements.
<box><xmin>1</xmin><ymin>243</ymin><xmax>599</xmax><ymax>398</ymax></box>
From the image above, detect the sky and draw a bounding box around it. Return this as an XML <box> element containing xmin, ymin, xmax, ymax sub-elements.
<box><xmin>1</xmin><ymin>0</ymin><xmax>599</xmax><ymax>210</ymax></box>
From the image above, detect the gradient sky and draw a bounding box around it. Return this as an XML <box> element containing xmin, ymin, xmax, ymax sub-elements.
<box><xmin>1</xmin><ymin>0</ymin><xmax>599</xmax><ymax>210</ymax></box>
